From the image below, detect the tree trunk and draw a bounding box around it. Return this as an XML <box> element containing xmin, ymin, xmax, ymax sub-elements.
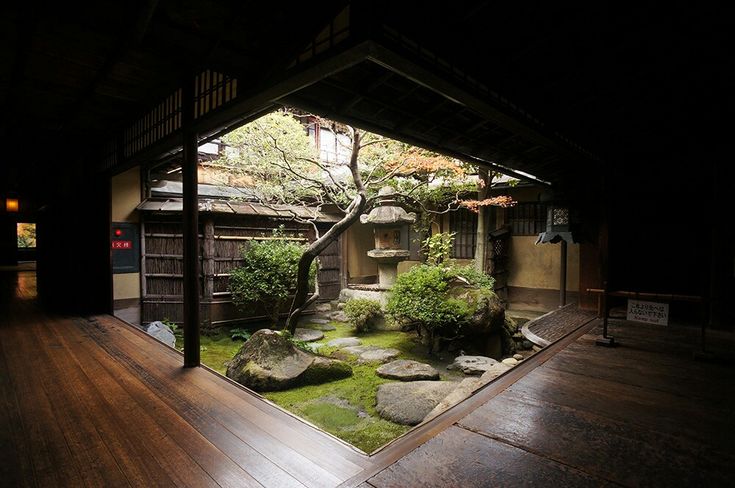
<box><xmin>475</xmin><ymin>167</ymin><xmax>491</xmax><ymax>273</ymax></box>
<box><xmin>285</xmin><ymin>193</ymin><xmax>367</xmax><ymax>333</ymax></box>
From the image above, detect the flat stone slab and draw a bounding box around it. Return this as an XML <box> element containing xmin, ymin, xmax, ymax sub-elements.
<box><xmin>294</xmin><ymin>328</ymin><xmax>325</xmax><ymax>342</ymax></box>
<box><xmin>376</xmin><ymin>381</ymin><xmax>458</xmax><ymax>425</ymax></box>
<box><xmin>329</xmin><ymin>311</ymin><xmax>349</xmax><ymax>323</ymax></box>
<box><xmin>376</xmin><ymin>360</ymin><xmax>440</xmax><ymax>381</ymax></box>
<box><xmin>342</xmin><ymin>345</ymin><xmax>400</xmax><ymax>364</ymax></box>
<box><xmin>305</xmin><ymin>323</ymin><xmax>336</xmax><ymax>331</ymax></box>
<box><xmin>449</xmin><ymin>355</ymin><xmax>499</xmax><ymax>375</ymax></box>
<box><xmin>327</xmin><ymin>337</ymin><xmax>362</xmax><ymax>348</ymax></box>
<box><xmin>307</xmin><ymin>318</ymin><xmax>330</xmax><ymax>324</ymax></box>
<box><xmin>424</xmin><ymin>362</ymin><xmax>511</xmax><ymax>422</ymax></box>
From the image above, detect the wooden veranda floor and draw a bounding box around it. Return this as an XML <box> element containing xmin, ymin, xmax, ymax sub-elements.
<box><xmin>2</xmin><ymin>266</ymin><xmax>734</xmax><ymax>487</ymax></box>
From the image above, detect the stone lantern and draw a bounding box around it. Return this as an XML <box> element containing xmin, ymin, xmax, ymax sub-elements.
<box><xmin>360</xmin><ymin>187</ymin><xmax>416</xmax><ymax>288</ymax></box>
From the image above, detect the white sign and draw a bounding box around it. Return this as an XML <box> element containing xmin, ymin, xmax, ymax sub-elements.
<box><xmin>627</xmin><ymin>299</ymin><xmax>669</xmax><ymax>325</ymax></box>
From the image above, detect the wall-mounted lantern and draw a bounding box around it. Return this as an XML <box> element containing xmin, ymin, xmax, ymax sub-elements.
<box><xmin>5</xmin><ymin>198</ymin><xmax>19</xmax><ymax>213</ymax></box>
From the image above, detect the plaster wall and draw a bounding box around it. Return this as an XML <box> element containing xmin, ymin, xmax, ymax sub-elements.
<box><xmin>345</xmin><ymin>221</ymin><xmax>378</xmax><ymax>280</ymax></box>
<box><xmin>508</xmin><ymin>235</ymin><xmax>579</xmax><ymax>291</ymax></box>
<box><xmin>111</xmin><ymin>167</ymin><xmax>141</xmax><ymax>301</ymax></box>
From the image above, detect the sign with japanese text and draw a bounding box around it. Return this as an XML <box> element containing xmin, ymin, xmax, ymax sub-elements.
<box><xmin>112</xmin><ymin>240</ymin><xmax>133</xmax><ymax>250</ymax></box>
<box><xmin>627</xmin><ymin>299</ymin><xmax>669</xmax><ymax>325</ymax></box>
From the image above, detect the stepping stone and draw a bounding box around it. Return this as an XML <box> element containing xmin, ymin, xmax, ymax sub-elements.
<box><xmin>327</xmin><ymin>337</ymin><xmax>362</xmax><ymax>348</ymax></box>
<box><xmin>376</xmin><ymin>381</ymin><xmax>457</xmax><ymax>425</ymax></box>
<box><xmin>501</xmin><ymin>357</ymin><xmax>518</xmax><ymax>366</ymax></box>
<box><xmin>513</xmin><ymin>354</ymin><xmax>524</xmax><ymax>361</ymax></box>
<box><xmin>294</xmin><ymin>328</ymin><xmax>324</xmax><ymax>342</ymax></box>
<box><xmin>315</xmin><ymin>303</ymin><xmax>332</xmax><ymax>313</ymax></box>
<box><xmin>424</xmin><ymin>362</ymin><xmax>511</xmax><ymax>422</ymax></box>
<box><xmin>329</xmin><ymin>311</ymin><xmax>349</xmax><ymax>322</ymax></box>
<box><xmin>448</xmin><ymin>355</ymin><xmax>499</xmax><ymax>375</ymax></box>
<box><xmin>376</xmin><ymin>360</ymin><xmax>440</xmax><ymax>381</ymax></box>
<box><xmin>306</xmin><ymin>323</ymin><xmax>337</xmax><ymax>331</ymax></box>
<box><xmin>342</xmin><ymin>345</ymin><xmax>400</xmax><ymax>364</ymax></box>
<box><xmin>308</xmin><ymin>318</ymin><xmax>330</xmax><ymax>324</ymax></box>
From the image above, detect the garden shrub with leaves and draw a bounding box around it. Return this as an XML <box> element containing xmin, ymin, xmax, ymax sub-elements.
<box><xmin>447</xmin><ymin>263</ymin><xmax>495</xmax><ymax>290</ymax></box>
<box><xmin>343</xmin><ymin>298</ymin><xmax>382</xmax><ymax>332</ymax></box>
<box><xmin>387</xmin><ymin>232</ymin><xmax>498</xmax><ymax>353</ymax></box>
<box><xmin>229</xmin><ymin>226</ymin><xmax>316</xmax><ymax>327</ymax></box>
<box><xmin>386</xmin><ymin>264</ymin><xmax>471</xmax><ymax>353</ymax></box>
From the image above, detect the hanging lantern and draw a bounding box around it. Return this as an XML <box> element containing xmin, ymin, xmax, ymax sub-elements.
<box><xmin>535</xmin><ymin>203</ymin><xmax>579</xmax><ymax>244</ymax></box>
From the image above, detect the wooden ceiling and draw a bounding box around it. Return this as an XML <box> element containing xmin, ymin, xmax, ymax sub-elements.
<box><xmin>0</xmin><ymin>2</ymin><xmax>728</xmax><ymax>203</ymax></box>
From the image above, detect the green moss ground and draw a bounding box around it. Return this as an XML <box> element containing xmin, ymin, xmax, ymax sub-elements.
<box><xmin>264</xmin><ymin>321</ymin><xmax>461</xmax><ymax>453</ymax></box>
<box><xmin>180</xmin><ymin>321</ymin><xmax>461</xmax><ymax>453</ymax></box>
<box><xmin>175</xmin><ymin>331</ymin><xmax>245</xmax><ymax>375</ymax></box>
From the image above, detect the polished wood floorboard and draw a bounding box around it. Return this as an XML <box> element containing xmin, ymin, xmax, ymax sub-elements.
<box><xmin>362</xmin><ymin>320</ymin><xmax>735</xmax><ymax>487</ymax></box>
<box><xmin>0</xmin><ymin>269</ymin><xmax>368</xmax><ymax>487</ymax></box>
<box><xmin>3</xmin><ymin>267</ymin><xmax>734</xmax><ymax>487</ymax></box>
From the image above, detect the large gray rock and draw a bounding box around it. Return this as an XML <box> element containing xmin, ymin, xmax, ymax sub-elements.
<box><xmin>424</xmin><ymin>362</ymin><xmax>511</xmax><ymax>421</ymax></box>
<box><xmin>327</xmin><ymin>337</ymin><xmax>362</xmax><ymax>348</ymax></box>
<box><xmin>225</xmin><ymin>329</ymin><xmax>351</xmax><ymax>391</ymax></box>
<box><xmin>293</xmin><ymin>328</ymin><xmax>324</xmax><ymax>342</ymax></box>
<box><xmin>341</xmin><ymin>345</ymin><xmax>400</xmax><ymax>364</ymax></box>
<box><xmin>449</xmin><ymin>285</ymin><xmax>505</xmax><ymax>336</ymax></box>
<box><xmin>376</xmin><ymin>381</ymin><xmax>458</xmax><ymax>425</ymax></box>
<box><xmin>449</xmin><ymin>355</ymin><xmax>499</xmax><ymax>375</ymax></box>
<box><xmin>146</xmin><ymin>321</ymin><xmax>176</xmax><ymax>348</ymax></box>
<box><xmin>376</xmin><ymin>360</ymin><xmax>440</xmax><ymax>381</ymax></box>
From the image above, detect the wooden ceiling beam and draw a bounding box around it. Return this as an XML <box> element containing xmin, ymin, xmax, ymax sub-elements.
<box><xmin>59</xmin><ymin>0</ymin><xmax>160</xmax><ymax>132</ymax></box>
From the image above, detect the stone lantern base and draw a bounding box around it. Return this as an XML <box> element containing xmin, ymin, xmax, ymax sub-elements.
<box><xmin>367</xmin><ymin>249</ymin><xmax>411</xmax><ymax>288</ymax></box>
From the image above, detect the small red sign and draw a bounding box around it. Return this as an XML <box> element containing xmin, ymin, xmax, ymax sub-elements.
<box><xmin>112</xmin><ymin>240</ymin><xmax>132</xmax><ymax>250</ymax></box>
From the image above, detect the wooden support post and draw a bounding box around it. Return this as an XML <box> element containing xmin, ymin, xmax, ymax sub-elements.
<box><xmin>559</xmin><ymin>239</ymin><xmax>567</xmax><ymax>307</ymax></box>
<box><xmin>182</xmin><ymin>76</ymin><xmax>200</xmax><ymax>367</ymax></box>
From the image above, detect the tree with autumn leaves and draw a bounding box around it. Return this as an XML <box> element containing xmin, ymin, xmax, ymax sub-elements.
<box><xmin>213</xmin><ymin>108</ymin><xmax>514</xmax><ymax>332</ymax></box>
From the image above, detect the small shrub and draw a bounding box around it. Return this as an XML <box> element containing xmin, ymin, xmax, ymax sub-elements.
<box><xmin>229</xmin><ymin>226</ymin><xmax>316</xmax><ymax>326</ymax></box>
<box><xmin>386</xmin><ymin>264</ymin><xmax>470</xmax><ymax>353</ymax></box>
<box><xmin>230</xmin><ymin>328</ymin><xmax>251</xmax><ymax>342</ymax></box>
<box><xmin>447</xmin><ymin>263</ymin><xmax>495</xmax><ymax>291</ymax></box>
<box><xmin>343</xmin><ymin>299</ymin><xmax>382</xmax><ymax>332</ymax></box>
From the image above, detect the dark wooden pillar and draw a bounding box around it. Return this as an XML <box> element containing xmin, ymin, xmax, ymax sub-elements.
<box><xmin>182</xmin><ymin>77</ymin><xmax>200</xmax><ymax>367</ymax></box>
<box><xmin>559</xmin><ymin>240</ymin><xmax>567</xmax><ymax>307</ymax></box>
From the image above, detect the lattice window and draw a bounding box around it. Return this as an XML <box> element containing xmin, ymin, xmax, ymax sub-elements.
<box><xmin>450</xmin><ymin>209</ymin><xmax>477</xmax><ymax>259</ymax></box>
<box><xmin>507</xmin><ymin>203</ymin><xmax>547</xmax><ymax>236</ymax></box>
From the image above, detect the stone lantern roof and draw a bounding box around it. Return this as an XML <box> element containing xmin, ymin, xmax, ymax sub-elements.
<box><xmin>360</xmin><ymin>187</ymin><xmax>416</xmax><ymax>225</ymax></box>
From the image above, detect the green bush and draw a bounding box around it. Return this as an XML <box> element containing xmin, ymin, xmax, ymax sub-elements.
<box><xmin>386</xmin><ymin>264</ymin><xmax>470</xmax><ymax>348</ymax></box>
<box><xmin>446</xmin><ymin>263</ymin><xmax>495</xmax><ymax>291</ymax></box>
<box><xmin>229</xmin><ymin>226</ymin><xmax>316</xmax><ymax>326</ymax></box>
<box><xmin>343</xmin><ymin>299</ymin><xmax>382</xmax><ymax>332</ymax></box>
